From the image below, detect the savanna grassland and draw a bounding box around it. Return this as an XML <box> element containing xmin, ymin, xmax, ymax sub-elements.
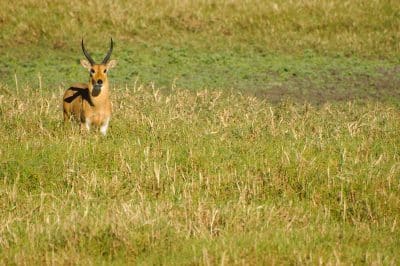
<box><xmin>1</xmin><ymin>0</ymin><xmax>400</xmax><ymax>265</ymax></box>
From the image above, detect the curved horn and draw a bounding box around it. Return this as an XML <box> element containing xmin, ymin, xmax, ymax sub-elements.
<box><xmin>102</xmin><ymin>38</ymin><xmax>114</xmax><ymax>64</ymax></box>
<box><xmin>81</xmin><ymin>39</ymin><xmax>95</xmax><ymax>65</ymax></box>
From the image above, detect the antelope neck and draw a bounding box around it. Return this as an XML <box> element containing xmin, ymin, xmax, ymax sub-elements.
<box><xmin>88</xmin><ymin>83</ymin><xmax>109</xmax><ymax>107</ymax></box>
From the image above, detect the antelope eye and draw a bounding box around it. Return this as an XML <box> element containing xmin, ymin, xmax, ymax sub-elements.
<box><xmin>103</xmin><ymin>69</ymin><xmax>107</xmax><ymax>73</ymax></box>
<box><xmin>90</xmin><ymin>69</ymin><xmax>95</xmax><ymax>74</ymax></box>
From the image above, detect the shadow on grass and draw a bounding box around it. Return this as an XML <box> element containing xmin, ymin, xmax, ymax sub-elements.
<box><xmin>249</xmin><ymin>66</ymin><xmax>400</xmax><ymax>104</ymax></box>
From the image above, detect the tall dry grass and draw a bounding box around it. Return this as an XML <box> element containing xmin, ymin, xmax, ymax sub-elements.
<box><xmin>0</xmin><ymin>0</ymin><xmax>399</xmax><ymax>57</ymax></box>
<box><xmin>0</xmin><ymin>84</ymin><xmax>399</xmax><ymax>264</ymax></box>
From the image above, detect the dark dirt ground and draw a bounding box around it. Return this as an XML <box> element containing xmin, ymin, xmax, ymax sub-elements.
<box><xmin>251</xmin><ymin>66</ymin><xmax>400</xmax><ymax>104</ymax></box>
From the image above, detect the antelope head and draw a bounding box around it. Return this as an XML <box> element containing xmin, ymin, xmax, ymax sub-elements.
<box><xmin>81</xmin><ymin>38</ymin><xmax>117</xmax><ymax>96</ymax></box>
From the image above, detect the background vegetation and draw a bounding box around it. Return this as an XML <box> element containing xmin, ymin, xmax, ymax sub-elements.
<box><xmin>0</xmin><ymin>0</ymin><xmax>399</xmax><ymax>264</ymax></box>
<box><xmin>1</xmin><ymin>0</ymin><xmax>399</xmax><ymax>100</ymax></box>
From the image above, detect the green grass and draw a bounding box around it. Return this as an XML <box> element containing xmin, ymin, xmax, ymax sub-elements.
<box><xmin>1</xmin><ymin>0</ymin><xmax>399</xmax><ymax>103</ymax></box>
<box><xmin>3</xmin><ymin>45</ymin><xmax>400</xmax><ymax>104</ymax></box>
<box><xmin>1</xmin><ymin>0</ymin><xmax>400</xmax><ymax>264</ymax></box>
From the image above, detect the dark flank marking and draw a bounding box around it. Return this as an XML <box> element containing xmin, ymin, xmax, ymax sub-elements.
<box><xmin>64</xmin><ymin>86</ymin><xmax>94</xmax><ymax>106</ymax></box>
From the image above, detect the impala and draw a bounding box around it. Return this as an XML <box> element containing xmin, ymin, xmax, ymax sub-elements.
<box><xmin>63</xmin><ymin>38</ymin><xmax>117</xmax><ymax>135</ymax></box>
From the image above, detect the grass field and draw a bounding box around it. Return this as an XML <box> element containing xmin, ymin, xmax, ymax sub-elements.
<box><xmin>1</xmin><ymin>0</ymin><xmax>400</xmax><ymax>264</ymax></box>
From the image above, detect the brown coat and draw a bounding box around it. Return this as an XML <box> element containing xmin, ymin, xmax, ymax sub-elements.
<box><xmin>63</xmin><ymin>59</ymin><xmax>117</xmax><ymax>135</ymax></box>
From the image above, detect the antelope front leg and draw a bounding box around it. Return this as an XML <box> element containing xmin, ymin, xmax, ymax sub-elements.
<box><xmin>80</xmin><ymin>118</ymin><xmax>91</xmax><ymax>133</ymax></box>
<box><xmin>100</xmin><ymin>117</ymin><xmax>110</xmax><ymax>136</ymax></box>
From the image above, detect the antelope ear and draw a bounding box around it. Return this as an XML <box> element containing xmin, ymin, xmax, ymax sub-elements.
<box><xmin>80</xmin><ymin>59</ymin><xmax>92</xmax><ymax>70</ymax></box>
<box><xmin>107</xmin><ymin>60</ymin><xmax>117</xmax><ymax>69</ymax></box>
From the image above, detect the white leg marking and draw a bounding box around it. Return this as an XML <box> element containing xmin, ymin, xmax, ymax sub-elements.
<box><xmin>100</xmin><ymin>117</ymin><xmax>110</xmax><ymax>136</ymax></box>
<box><xmin>85</xmin><ymin>118</ymin><xmax>91</xmax><ymax>131</ymax></box>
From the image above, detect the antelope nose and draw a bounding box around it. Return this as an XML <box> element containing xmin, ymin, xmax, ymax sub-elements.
<box><xmin>97</xmin><ymin>79</ymin><xmax>103</xmax><ymax>85</ymax></box>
